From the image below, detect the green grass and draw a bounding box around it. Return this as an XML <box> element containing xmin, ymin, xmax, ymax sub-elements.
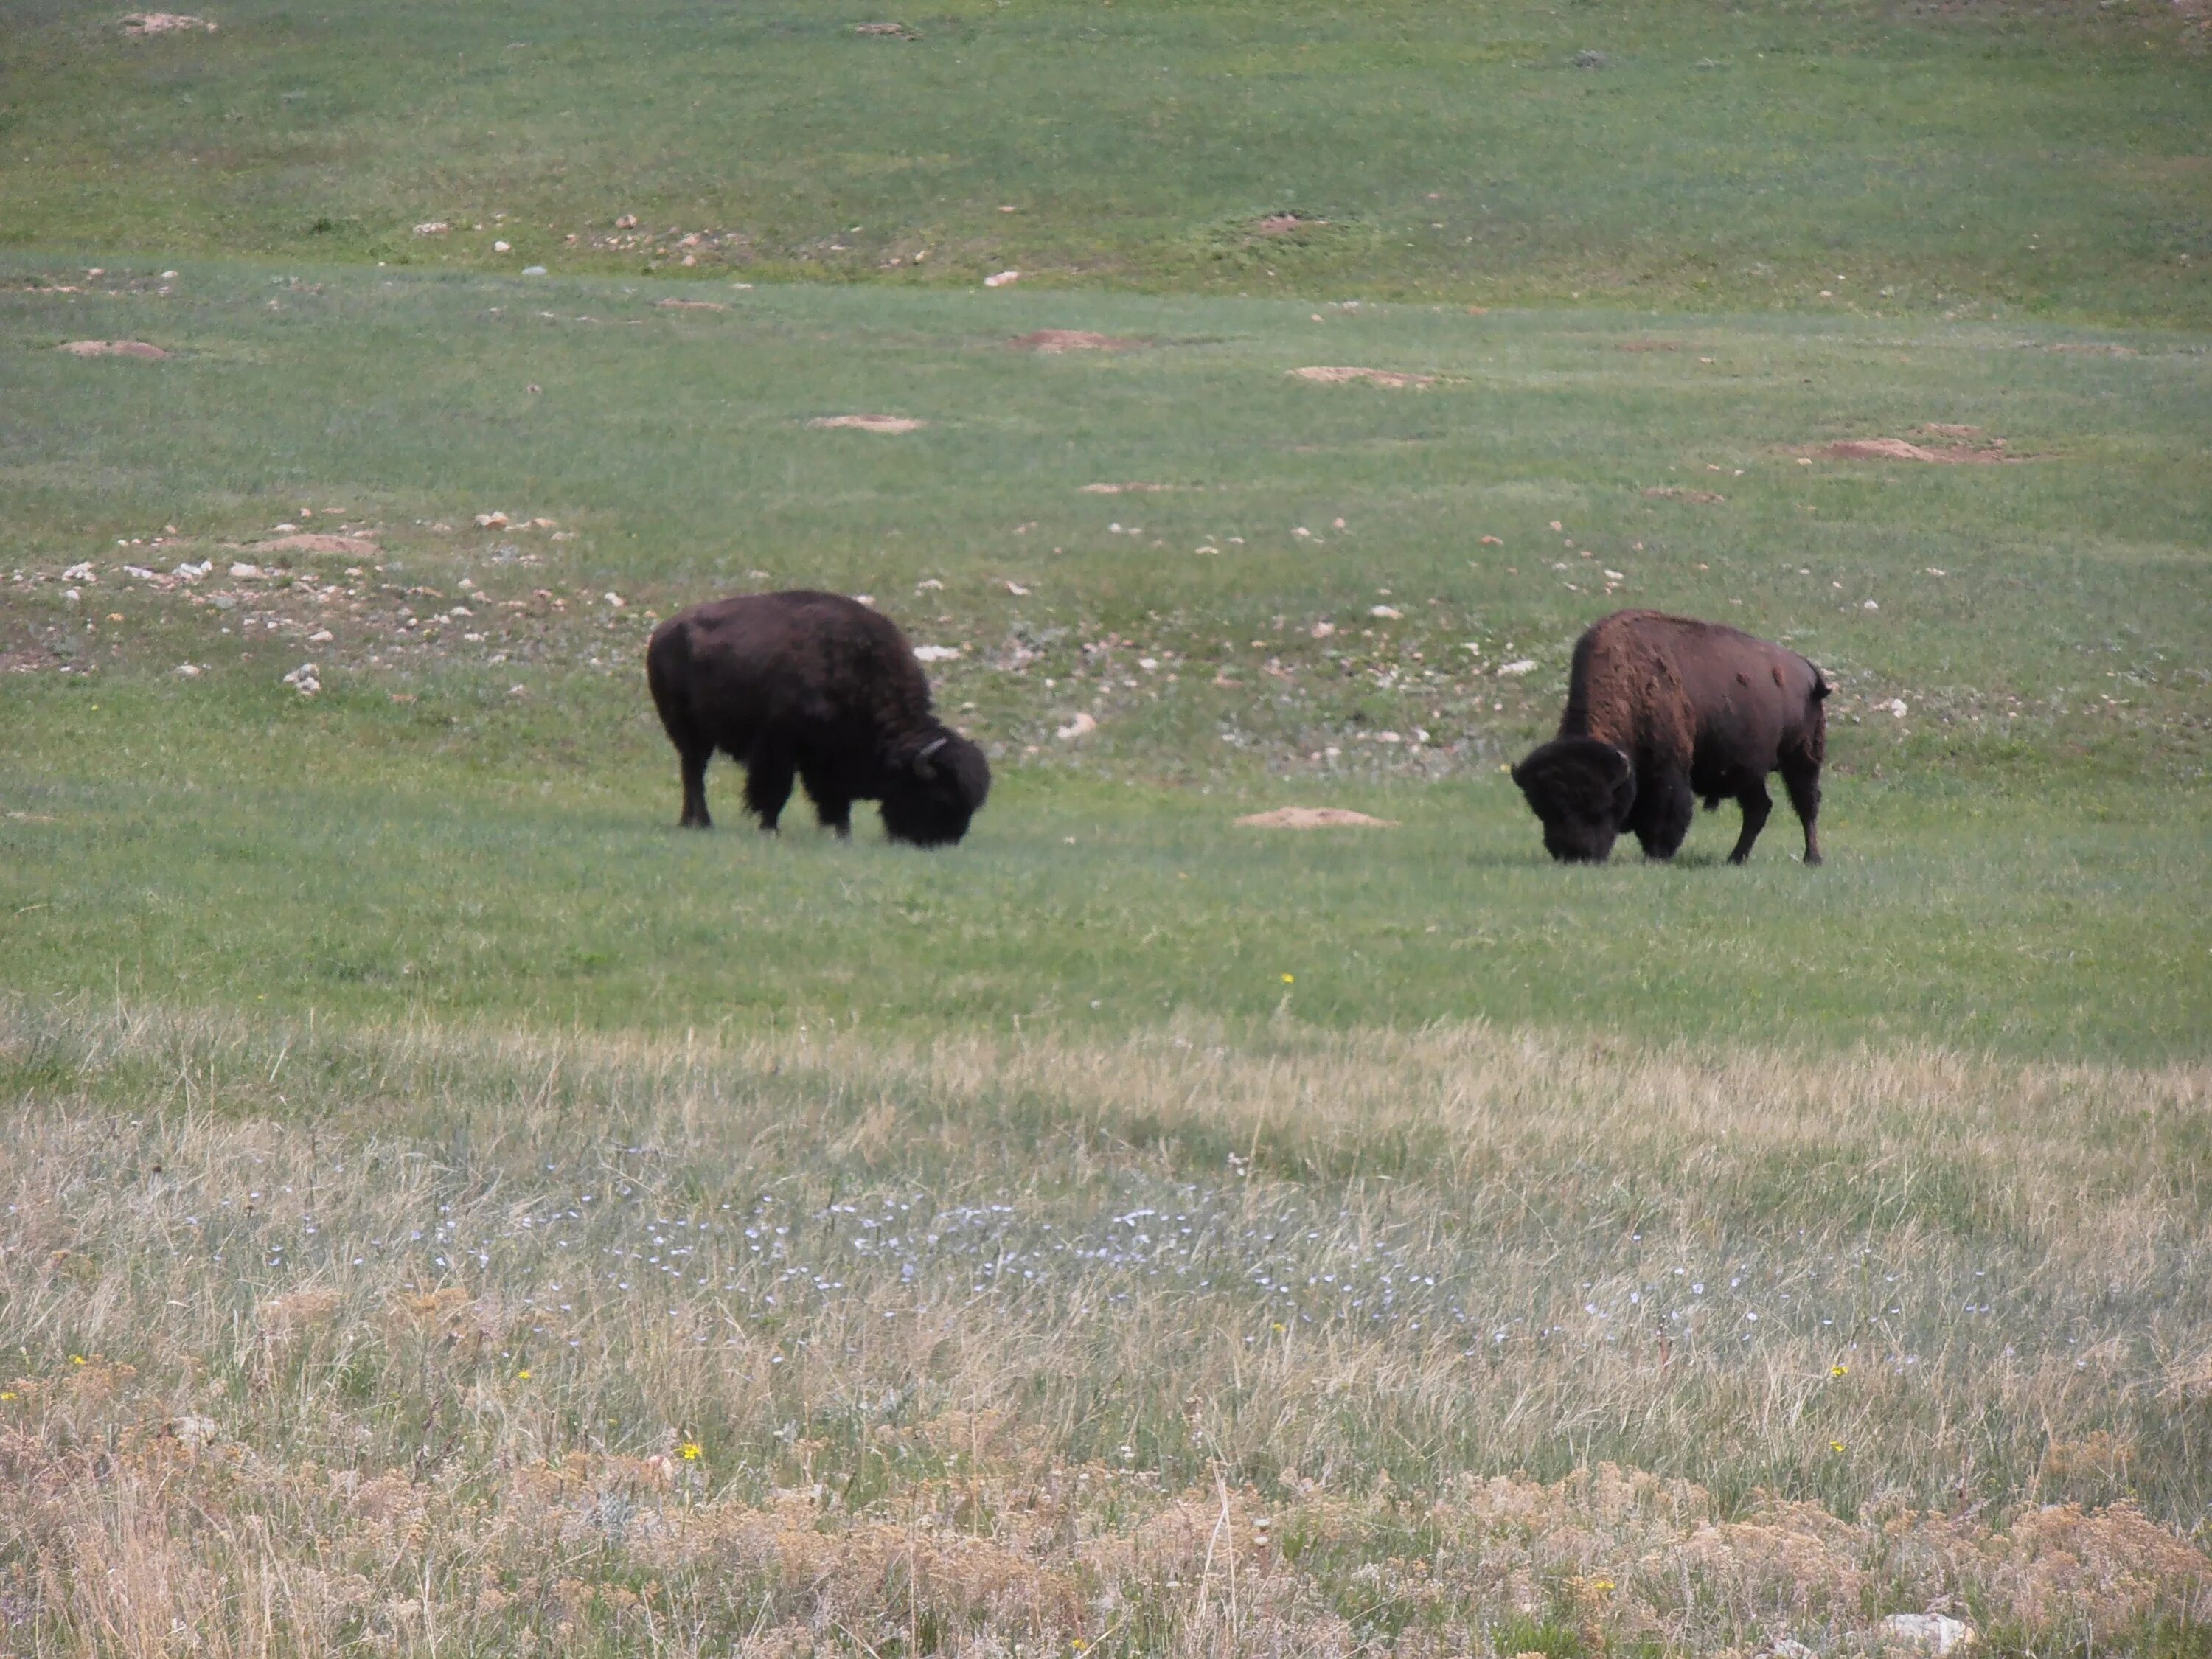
<box><xmin>5</xmin><ymin>4</ymin><xmax>2212</xmax><ymax>1647</ymax></box>
<box><xmin>4</xmin><ymin>258</ymin><xmax>2208</xmax><ymax>1057</ymax></box>
<box><xmin>3</xmin><ymin>0</ymin><xmax>2208</xmax><ymax>324</ymax></box>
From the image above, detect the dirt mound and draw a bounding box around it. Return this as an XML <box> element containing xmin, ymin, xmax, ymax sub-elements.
<box><xmin>1292</xmin><ymin>366</ymin><xmax>1435</xmax><ymax>389</ymax></box>
<box><xmin>250</xmin><ymin>534</ymin><xmax>380</xmax><ymax>555</ymax></box>
<box><xmin>59</xmin><ymin>340</ymin><xmax>167</xmax><ymax>359</ymax></box>
<box><xmin>1234</xmin><ymin>807</ymin><xmax>1398</xmax><ymax>830</ymax></box>
<box><xmin>1821</xmin><ymin>436</ymin><xmax>2014</xmax><ymax>465</ymax></box>
<box><xmin>654</xmin><ymin>298</ymin><xmax>726</xmax><ymax>312</ymax></box>
<box><xmin>854</xmin><ymin>21</ymin><xmax>915</xmax><ymax>37</ymax></box>
<box><xmin>1012</xmin><ymin>330</ymin><xmax>1137</xmax><ymax>352</ymax></box>
<box><xmin>1643</xmin><ymin>487</ymin><xmax>1726</xmax><ymax>503</ymax></box>
<box><xmin>1253</xmin><ymin>213</ymin><xmax>1325</xmax><ymax>236</ymax></box>
<box><xmin>808</xmin><ymin>414</ymin><xmax>925</xmax><ymax>434</ymax></box>
<box><xmin>123</xmin><ymin>12</ymin><xmax>216</xmax><ymax>33</ymax></box>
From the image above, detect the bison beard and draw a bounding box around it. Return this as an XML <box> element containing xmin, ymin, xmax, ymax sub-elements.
<box><xmin>1512</xmin><ymin>610</ymin><xmax>1827</xmax><ymax>866</ymax></box>
<box><xmin>646</xmin><ymin>591</ymin><xmax>990</xmax><ymax>847</ymax></box>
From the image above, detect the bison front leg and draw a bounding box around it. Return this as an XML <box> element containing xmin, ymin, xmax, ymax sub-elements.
<box><xmin>742</xmin><ymin>748</ymin><xmax>796</xmax><ymax>834</ymax></box>
<box><xmin>1632</xmin><ymin>770</ymin><xmax>1694</xmax><ymax>861</ymax></box>
<box><xmin>1727</xmin><ymin>780</ymin><xmax>1773</xmax><ymax>865</ymax></box>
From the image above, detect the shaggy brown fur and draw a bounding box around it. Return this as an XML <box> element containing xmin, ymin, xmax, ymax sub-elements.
<box><xmin>1512</xmin><ymin>611</ymin><xmax>1827</xmax><ymax>865</ymax></box>
<box><xmin>646</xmin><ymin>591</ymin><xmax>989</xmax><ymax>846</ymax></box>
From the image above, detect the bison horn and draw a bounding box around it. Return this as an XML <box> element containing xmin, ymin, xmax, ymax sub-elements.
<box><xmin>914</xmin><ymin>735</ymin><xmax>950</xmax><ymax>778</ymax></box>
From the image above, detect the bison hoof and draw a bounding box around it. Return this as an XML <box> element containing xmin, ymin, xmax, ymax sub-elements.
<box><xmin>1803</xmin><ymin>852</ymin><xmax>1823</xmax><ymax>867</ymax></box>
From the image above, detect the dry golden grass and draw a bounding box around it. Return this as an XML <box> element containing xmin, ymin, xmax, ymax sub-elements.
<box><xmin>2</xmin><ymin>1000</ymin><xmax>2208</xmax><ymax>1655</ymax></box>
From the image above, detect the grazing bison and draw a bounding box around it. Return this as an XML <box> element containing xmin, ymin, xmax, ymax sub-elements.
<box><xmin>1512</xmin><ymin>610</ymin><xmax>1828</xmax><ymax>866</ymax></box>
<box><xmin>646</xmin><ymin>590</ymin><xmax>990</xmax><ymax>846</ymax></box>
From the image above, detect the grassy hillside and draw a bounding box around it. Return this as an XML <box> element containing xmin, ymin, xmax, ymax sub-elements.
<box><xmin>5</xmin><ymin>3</ymin><xmax>2212</xmax><ymax>1649</ymax></box>
<box><xmin>4</xmin><ymin>260</ymin><xmax>2208</xmax><ymax>1056</ymax></box>
<box><xmin>3</xmin><ymin>0</ymin><xmax>2208</xmax><ymax>323</ymax></box>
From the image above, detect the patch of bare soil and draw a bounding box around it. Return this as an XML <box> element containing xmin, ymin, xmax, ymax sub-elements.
<box><xmin>1012</xmin><ymin>330</ymin><xmax>1138</xmax><ymax>352</ymax></box>
<box><xmin>654</xmin><ymin>298</ymin><xmax>726</xmax><ymax>312</ymax></box>
<box><xmin>808</xmin><ymin>415</ymin><xmax>925</xmax><ymax>434</ymax></box>
<box><xmin>1079</xmin><ymin>481</ymin><xmax>1173</xmax><ymax>494</ymax></box>
<box><xmin>1821</xmin><ymin>434</ymin><xmax>2017</xmax><ymax>465</ymax></box>
<box><xmin>1291</xmin><ymin>366</ymin><xmax>1436</xmax><ymax>389</ymax></box>
<box><xmin>854</xmin><ymin>21</ymin><xmax>916</xmax><ymax>37</ymax></box>
<box><xmin>1234</xmin><ymin>807</ymin><xmax>1398</xmax><ymax>830</ymax></box>
<box><xmin>2048</xmin><ymin>342</ymin><xmax>2137</xmax><ymax>357</ymax></box>
<box><xmin>1618</xmin><ymin>340</ymin><xmax>1678</xmax><ymax>353</ymax></box>
<box><xmin>58</xmin><ymin>340</ymin><xmax>167</xmax><ymax>360</ymax></box>
<box><xmin>1253</xmin><ymin>213</ymin><xmax>1325</xmax><ymax>236</ymax></box>
<box><xmin>250</xmin><ymin>534</ymin><xmax>380</xmax><ymax>556</ymax></box>
<box><xmin>1642</xmin><ymin>487</ymin><xmax>1726</xmax><ymax>504</ymax></box>
<box><xmin>122</xmin><ymin>11</ymin><xmax>215</xmax><ymax>33</ymax></box>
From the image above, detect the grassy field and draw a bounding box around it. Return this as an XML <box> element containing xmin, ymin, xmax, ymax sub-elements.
<box><xmin>3</xmin><ymin>0</ymin><xmax>2209</xmax><ymax>324</ymax></box>
<box><xmin>4</xmin><ymin>0</ymin><xmax>2212</xmax><ymax>1652</ymax></box>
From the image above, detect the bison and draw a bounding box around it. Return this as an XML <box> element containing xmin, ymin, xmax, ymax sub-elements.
<box><xmin>645</xmin><ymin>590</ymin><xmax>990</xmax><ymax>846</ymax></box>
<box><xmin>1511</xmin><ymin>610</ymin><xmax>1827</xmax><ymax>866</ymax></box>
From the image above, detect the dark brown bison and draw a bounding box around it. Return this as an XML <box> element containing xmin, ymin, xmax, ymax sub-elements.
<box><xmin>1511</xmin><ymin>610</ymin><xmax>1827</xmax><ymax>866</ymax></box>
<box><xmin>645</xmin><ymin>590</ymin><xmax>990</xmax><ymax>846</ymax></box>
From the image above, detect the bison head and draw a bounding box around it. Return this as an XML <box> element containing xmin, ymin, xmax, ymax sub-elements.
<box><xmin>1512</xmin><ymin>737</ymin><xmax>1637</xmax><ymax>863</ymax></box>
<box><xmin>879</xmin><ymin>728</ymin><xmax>991</xmax><ymax>847</ymax></box>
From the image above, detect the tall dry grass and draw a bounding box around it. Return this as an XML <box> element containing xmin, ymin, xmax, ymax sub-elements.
<box><xmin>2</xmin><ymin>998</ymin><xmax>2208</xmax><ymax>1655</ymax></box>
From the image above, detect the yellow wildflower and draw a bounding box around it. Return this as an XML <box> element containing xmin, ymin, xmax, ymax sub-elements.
<box><xmin>679</xmin><ymin>1441</ymin><xmax>703</xmax><ymax>1461</ymax></box>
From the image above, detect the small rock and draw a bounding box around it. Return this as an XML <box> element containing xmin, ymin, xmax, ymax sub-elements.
<box><xmin>493</xmin><ymin>240</ymin><xmax>512</xmax><ymax>253</ymax></box>
<box><xmin>173</xmin><ymin>663</ymin><xmax>201</xmax><ymax>678</ymax></box>
<box><xmin>1056</xmin><ymin>711</ymin><xmax>1097</xmax><ymax>741</ymax></box>
<box><xmin>228</xmin><ymin>562</ymin><xmax>264</xmax><ymax>579</ymax></box>
<box><xmin>1310</xmin><ymin>621</ymin><xmax>1335</xmax><ymax>639</ymax></box>
<box><xmin>307</xmin><ymin>628</ymin><xmax>334</xmax><ymax>643</ymax></box>
<box><xmin>508</xmin><ymin>684</ymin><xmax>527</xmax><ymax>696</ymax></box>
<box><xmin>602</xmin><ymin>592</ymin><xmax>625</xmax><ymax>608</ymax></box>
<box><xmin>1879</xmin><ymin>1614</ymin><xmax>1974</xmax><ymax>1654</ymax></box>
<box><xmin>1573</xmin><ymin>48</ymin><xmax>1609</xmax><ymax>66</ymax></box>
<box><xmin>1888</xmin><ymin>698</ymin><xmax>1908</xmax><ymax>718</ymax></box>
<box><xmin>1863</xmin><ymin>598</ymin><xmax>1879</xmax><ymax>611</ymax></box>
<box><xmin>1370</xmin><ymin>605</ymin><xmax>1402</xmax><ymax>619</ymax></box>
<box><xmin>166</xmin><ymin>1414</ymin><xmax>221</xmax><ymax>1449</ymax></box>
<box><xmin>172</xmin><ymin>560</ymin><xmax>212</xmax><ymax>580</ymax></box>
<box><xmin>912</xmin><ymin>644</ymin><xmax>962</xmax><ymax>662</ymax></box>
<box><xmin>983</xmin><ymin>270</ymin><xmax>1021</xmax><ymax>288</ymax></box>
<box><xmin>413</xmin><ymin>222</ymin><xmax>450</xmax><ymax>237</ymax></box>
<box><xmin>1497</xmin><ymin>658</ymin><xmax>1537</xmax><ymax>676</ymax></box>
<box><xmin>474</xmin><ymin>511</ymin><xmax>510</xmax><ymax>529</ymax></box>
<box><xmin>1767</xmin><ymin>1641</ymin><xmax>1818</xmax><ymax>1659</ymax></box>
<box><xmin>521</xmin><ymin>265</ymin><xmax>546</xmax><ymax>276</ymax></box>
<box><xmin>282</xmin><ymin>663</ymin><xmax>321</xmax><ymax>696</ymax></box>
<box><xmin>62</xmin><ymin>562</ymin><xmax>97</xmax><ymax>583</ymax></box>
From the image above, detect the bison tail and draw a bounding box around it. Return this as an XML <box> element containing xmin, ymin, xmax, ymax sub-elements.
<box><xmin>1810</xmin><ymin>666</ymin><xmax>1832</xmax><ymax>701</ymax></box>
<box><xmin>645</xmin><ymin>619</ymin><xmax>692</xmax><ymax>740</ymax></box>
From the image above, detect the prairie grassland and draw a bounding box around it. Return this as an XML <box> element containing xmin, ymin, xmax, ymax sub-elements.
<box><xmin>4</xmin><ymin>0</ymin><xmax>2208</xmax><ymax>325</ymax></box>
<box><xmin>4</xmin><ymin>999</ymin><xmax>2209</xmax><ymax>1655</ymax></box>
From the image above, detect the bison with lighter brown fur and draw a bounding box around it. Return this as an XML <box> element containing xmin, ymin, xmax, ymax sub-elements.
<box><xmin>1512</xmin><ymin>611</ymin><xmax>1828</xmax><ymax>866</ymax></box>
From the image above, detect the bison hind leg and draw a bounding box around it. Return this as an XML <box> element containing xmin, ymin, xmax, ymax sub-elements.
<box><xmin>1727</xmin><ymin>780</ymin><xmax>1774</xmax><ymax>865</ymax></box>
<box><xmin>678</xmin><ymin>742</ymin><xmax>714</xmax><ymax>829</ymax></box>
<box><xmin>1781</xmin><ymin>754</ymin><xmax>1823</xmax><ymax>866</ymax></box>
<box><xmin>742</xmin><ymin>748</ymin><xmax>796</xmax><ymax>834</ymax></box>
